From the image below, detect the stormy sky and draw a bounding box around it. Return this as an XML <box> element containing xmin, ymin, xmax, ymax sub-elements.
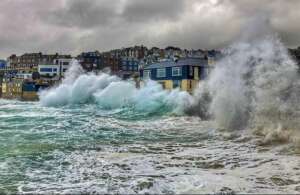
<box><xmin>0</xmin><ymin>0</ymin><xmax>299</xmax><ymax>59</ymax></box>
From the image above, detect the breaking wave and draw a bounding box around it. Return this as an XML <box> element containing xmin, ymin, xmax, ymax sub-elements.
<box><xmin>193</xmin><ymin>36</ymin><xmax>300</xmax><ymax>145</ymax></box>
<box><xmin>39</xmin><ymin>61</ymin><xmax>194</xmax><ymax>115</ymax></box>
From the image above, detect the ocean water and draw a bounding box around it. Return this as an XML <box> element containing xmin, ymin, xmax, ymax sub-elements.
<box><xmin>1</xmin><ymin>25</ymin><xmax>300</xmax><ymax>193</ymax></box>
<box><xmin>0</xmin><ymin>99</ymin><xmax>299</xmax><ymax>194</ymax></box>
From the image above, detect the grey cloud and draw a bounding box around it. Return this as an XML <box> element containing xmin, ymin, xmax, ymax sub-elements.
<box><xmin>46</xmin><ymin>0</ymin><xmax>185</xmax><ymax>28</ymax></box>
<box><xmin>46</xmin><ymin>0</ymin><xmax>121</xmax><ymax>28</ymax></box>
<box><xmin>0</xmin><ymin>0</ymin><xmax>300</xmax><ymax>59</ymax></box>
<box><xmin>121</xmin><ymin>0</ymin><xmax>185</xmax><ymax>23</ymax></box>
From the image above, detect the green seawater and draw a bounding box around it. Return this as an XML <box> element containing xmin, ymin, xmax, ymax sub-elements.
<box><xmin>0</xmin><ymin>99</ymin><xmax>300</xmax><ymax>194</ymax></box>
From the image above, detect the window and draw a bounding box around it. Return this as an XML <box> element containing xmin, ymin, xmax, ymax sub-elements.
<box><xmin>53</xmin><ymin>68</ymin><xmax>57</xmax><ymax>72</ymax></box>
<box><xmin>189</xmin><ymin>66</ymin><xmax>193</xmax><ymax>76</ymax></box>
<box><xmin>157</xmin><ymin>68</ymin><xmax>166</xmax><ymax>78</ymax></box>
<box><xmin>172</xmin><ymin>67</ymin><xmax>182</xmax><ymax>76</ymax></box>
<box><xmin>40</xmin><ymin>68</ymin><xmax>52</xmax><ymax>72</ymax></box>
<box><xmin>122</xmin><ymin>66</ymin><xmax>127</xmax><ymax>70</ymax></box>
<box><xmin>144</xmin><ymin>70</ymin><xmax>151</xmax><ymax>79</ymax></box>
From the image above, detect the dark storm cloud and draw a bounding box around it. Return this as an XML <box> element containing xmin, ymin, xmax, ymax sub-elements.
<box><xmin>0</xmin><ymin>0</ymin><xmax>300</xmax><ymax>59</ymax></box>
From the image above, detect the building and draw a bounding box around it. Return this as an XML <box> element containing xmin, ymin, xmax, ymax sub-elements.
<box><xmin>1</xmin><ymin>77</ymin><xmax>50</xmax><ymax>101</ymax></box>
<box><xmin>7</xmin><ymin>53</ymin><xmax>71</xmax><ymax>71</ymax></box>
<box><xmin>164</xmin><ymin>46</ymin><xmax>182</xmax><ymax>59</ymax></box>
<box><xmin>117</xmin><ymin>57</ymin><xmax>140</xmax><ymax>79</ymax></box>
<box><xmin>38</xmin><ymin>63</ymin><xmax>60</xmax><ymax>78</ymax></box>
<box><xmin>140</xmin><ymin>58</ymin><xmax>209</xmax><ymax>93</ymax></box>
<box><xmin>121</xmin><ymin>45</ymin><xmax>148</xmax><ymax>59</ymax></box>
<box><xmin>121</xmin><ymin>57</ymin><xmax>139</xmax><ymax>72</ymax></box>
<box><xmin>22</xmin><ymin>81</ymin><xmax>49</xmax><ymax>101</ymax></box>
<box><xmin>1</xmin><ymin>78</ymin><xmax>23</xmax><ymax>99</ymax></box>
<box><xmin>0</xmin><ymin>60</ymin><xmax>6</xmax><ymax>68</ymax></box>
<box><xmin>77</xmin><ymin>51</ymin><xmax>102</xmax><ymax>71</ymax></box>
<box><xmin>101</xmin><ymin>52</ymin><xmax>122</xmax><ymax>73</ymax></box>
<box><xmin>38</xmin><ymin>57</ymin><xmax>72</xmax><ymax>78</ymax></box>
<box><xmin>15</xmin><ymin>73</ymin><xmax>32</xmax><ymax>80</ymax></box>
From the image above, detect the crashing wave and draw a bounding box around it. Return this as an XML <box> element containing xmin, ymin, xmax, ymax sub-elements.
<box><xmin>39</xmin><ymin>61</ymin><xmax>194</xmax><ymax>115</ymax></box>
<box><xmin>193</xmin><ymin>36</ymin><xmax>300</xmax><ymax>144</ymax></box>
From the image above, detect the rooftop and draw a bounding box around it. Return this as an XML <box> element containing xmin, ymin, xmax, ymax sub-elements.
<box><xmin>144</xmin><ymin>57</ymin><xmax>208</xmax><ymax>69</ymax></box>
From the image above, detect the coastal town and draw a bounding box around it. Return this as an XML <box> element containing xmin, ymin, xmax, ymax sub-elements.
<box><xmin>0</xmin><ymin>45</ymin><xmax>299</xmax><ymax>101</ymax></box>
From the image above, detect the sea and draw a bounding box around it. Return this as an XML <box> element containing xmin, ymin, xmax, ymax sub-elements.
<box><xmin>0</xmin><ymin>35</ymin><xmax>300</xmax><ymax>194</ymax></box>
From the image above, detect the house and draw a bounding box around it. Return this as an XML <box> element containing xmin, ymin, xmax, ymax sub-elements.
<box><xmin>38</xmin><ymin>58</ymin><xmax>72</xmax><ymax>78</ymax></box>
<box><xmin>0</xmin><ymin>60</ymin><xmax>6</xmax><ymax>68</ymax></box>
<box><xmin>121</xmin><ymin>45</ymin><xmax>148</xmax><ymax>59</ymax></box>
<box><xmin>117</xmin><ymin>57</ymin><xmax>140</xmax><ymax>79</ymax></box>
<box><xmin>140</xmin><ymin>58</ymin><xmax>209</xmax><ymax>93</ymax></box>
<box><xmin>77</xmin><ymin>51</ymin><xmax>102</xmax><ymax>71</ymax></box>
<box><xmin>38</xmin><ymin>63</ymin><xmax>60</xmax><ymax>78</ymax></box>
<box><xmin>15</xmin><ymin>73</ymin><xmax>32</xmax><ymax>80</ymax></box>
<box><xmin>1</xmin><ymin>78</ymin><xmax>23</xmax><ymax>99</ymax></box>
<box><xmin>6</xmin><ymin>53</ymin><xmax>72</xmax><ymax>72</ymax></box>
<box><xmin>100</xmin><ymin>52</ymin><xmax>121</xmax><ymax>73</ymax></box>
<box><xmin>121</xmin><ymin>57</ymin><xmax>139</xmax><ymax>72</ymax></box>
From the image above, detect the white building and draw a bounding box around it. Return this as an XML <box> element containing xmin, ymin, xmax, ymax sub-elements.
<box><xmin>38</xmin><ymin>58</ymin><xmax>73</xmax><ymax>77</ymax></box>
<box><xmin>15</xmin><ymin>73</ymin><xmax>32</xmax><ymax>80</ymax></box>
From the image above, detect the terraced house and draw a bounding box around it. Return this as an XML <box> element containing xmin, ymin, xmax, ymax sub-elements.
<box><xmin>140</xmin><ymin>58</ymin><xmax>210</xmax><ymax>93</ymax></box>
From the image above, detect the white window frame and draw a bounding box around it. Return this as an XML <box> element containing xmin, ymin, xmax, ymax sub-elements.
<box><xmin>157</xmin><ymin>68</ymin><xmax>166</xmax><ymax>78</ymax></box>
<box><xmin>172</xmin><ymin>67</ymin><xmax>182</xmax><ymax>76</ymax></box>
<box><xmin>144</xmin><ymin>70</ymin><xmax>151</xmax><ymax>79</ymax></box>
<box><xmin>189</xmin><ymin>66</ymin><xmax>193</xmax><ymax>76</ymax></box>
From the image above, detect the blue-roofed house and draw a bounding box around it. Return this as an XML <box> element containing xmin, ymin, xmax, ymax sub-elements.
<box><xmin>140</xmin><ymin>58</ymin><xmax>209</xmax><ymax>93</ymax></box>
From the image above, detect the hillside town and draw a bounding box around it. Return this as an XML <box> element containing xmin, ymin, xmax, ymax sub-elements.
<box><xmin>0</xmin><ymin>45</ymin><xmax>299</xmax><ymax>101</ymax></box>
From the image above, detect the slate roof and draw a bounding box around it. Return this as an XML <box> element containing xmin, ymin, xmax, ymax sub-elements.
<box><xmin>144</xmin><ymin>58</ymin><xmax>208</xmax><ymax>69</ymax></box>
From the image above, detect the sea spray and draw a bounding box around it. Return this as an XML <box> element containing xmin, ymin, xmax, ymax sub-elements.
<box><xmin>193</xmin><ymin>35</ymin><xmax>300</xmax><ymax>144</ymax></box>
<box><xmin>39</xmin><ymin>61</ymin><xmax>193</xmax><ymax>114</ymax></box>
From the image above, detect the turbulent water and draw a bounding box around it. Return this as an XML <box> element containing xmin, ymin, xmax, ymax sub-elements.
<box><xmin>1</xmin><ymin>99</ymin><xmax>300</xmax><ymax>194</ymax></box>
<box><xmin>1</xmin><ymin>26</ymin><xmax>300</xmax><ymax>193</ymax></box>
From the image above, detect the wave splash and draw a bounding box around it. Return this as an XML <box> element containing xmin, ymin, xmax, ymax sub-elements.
<box><xmin>39</xmin><ymin>61</ymin><xmax>194</xmax><ymax>115</ymax></box>
<box><xmin>193</xmin><ymin>36</ymin><xmax>300</xmax><ymax>144</ymax></box>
